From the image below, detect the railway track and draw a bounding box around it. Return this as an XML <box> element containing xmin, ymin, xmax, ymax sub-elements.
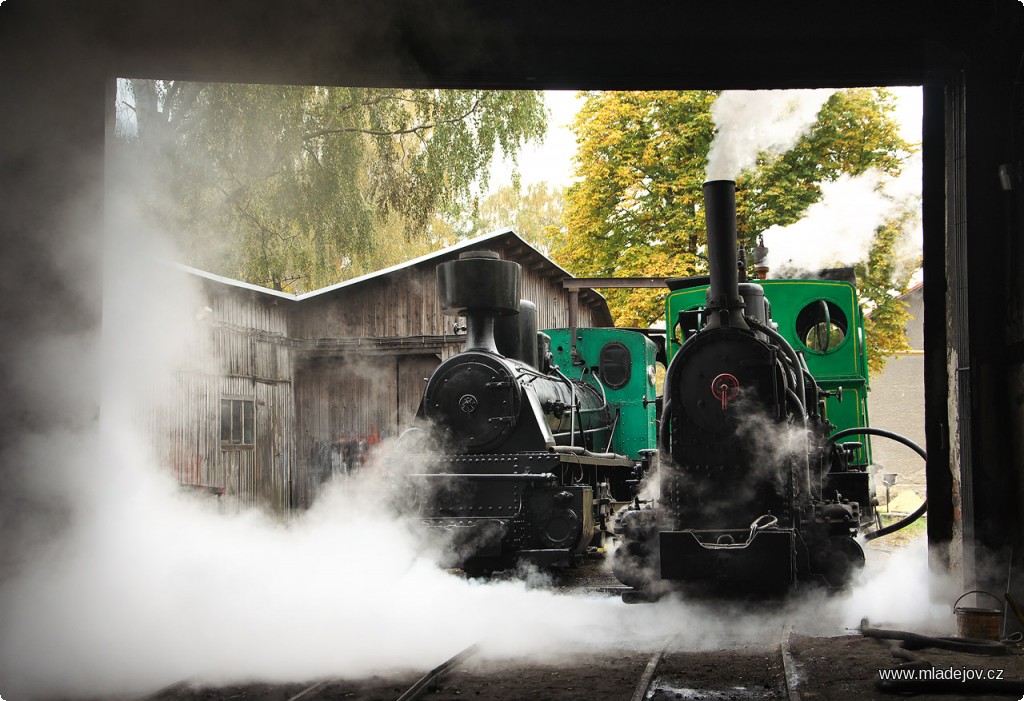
<box><xmin>131</xmin><ymin>626</ymin><xmax>805</xmax><ymax>701</ymax></box>
<box><xmin>130</xmin><ymin>644</ymin><xmax>483</xmax><ymax>701</ymax></box>
<box><xmin>631</xmin><ymin>626</ymin><xmax>801</xmax><ymax>701</ymax></box>
<box><xmin>394</xmin><ymin>643</ymin><xmax>480</xmax><ymax>701</ymax></box>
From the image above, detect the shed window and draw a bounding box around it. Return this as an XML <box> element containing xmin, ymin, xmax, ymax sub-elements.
<box><xmin>220</xmin><ymin>398</ymin><xmax>254</xmax><ymax>447</ymax></box>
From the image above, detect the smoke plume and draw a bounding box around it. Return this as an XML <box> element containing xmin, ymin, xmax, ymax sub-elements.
<box><xmin>760</xmin><ymin>163</ymin><xmax>923</xmax><ymax>275</ymax></box>
<box><xmin>706</xmin><ymin>89</ymin><xmax>836</xmax><ymax>181</ymax></box>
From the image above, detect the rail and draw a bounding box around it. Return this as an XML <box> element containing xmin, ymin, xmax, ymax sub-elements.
<box><xmin>395</xmin><ymin>643</ymin><xmax>481</xmax><ymax>701</ymax></box>
<box><xmin>630</xmin><ymin>636</ymin><xmax>674</xmax><ymax>701</ymax></box>
<box><xmin>632</xmin><ymin>626</ymin><xmax>801</xmax><ymax>700</ymax></box>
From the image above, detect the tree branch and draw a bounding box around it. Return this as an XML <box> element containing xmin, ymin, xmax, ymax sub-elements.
<box><xmin>333</xmin><ymin>91</ymin><xmax>444</xmax><ymax>115</ymax></box>
<box><xmin>219</xmin><ymin>186</ymin><xmax>299</xmax><ymax>244</ymax></box>
<box><xmin>302</xmin><ymin>96</ymin><xmax>485</xmax><ymax>142</ymax></box>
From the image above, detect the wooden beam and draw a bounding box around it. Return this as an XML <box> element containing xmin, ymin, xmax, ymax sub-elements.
<box><xmin>505</xmin><ymin>244</ymin><xmax>530</xmax><ymax>260</ymax></box>
<box><xmin>563</xmin><ymin>277</ymin><xmax>672</xmax><ymax>289</ymax></box>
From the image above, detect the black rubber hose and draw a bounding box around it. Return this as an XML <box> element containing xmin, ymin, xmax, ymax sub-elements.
<box><xmin>860</xmin><ymin>621</ymin><xmax>1009</xmax><ymax>656</ymax></box>
<box><xmin>745</xmin><ymin>315</ymin><xmax>806</xmax><ymax>408</ymax></box>
<box><xmin>828</xmin><ymin>426</ymin><xmax>927</xmax><ymax>541</ymax></box>
<box><xmin>861</xmin><ymin>619</ymin><xmax>1019</xmax><ymax>694</ymax></box>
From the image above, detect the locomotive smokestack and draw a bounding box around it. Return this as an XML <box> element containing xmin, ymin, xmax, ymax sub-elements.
<box><xmin>436</xmin><ymin>250</ymin><xmax>521</xmax><ymax>353</ymax></box>
<box><xmin>703</xmin><ymin>180</ymin><xmax>748</xmax><ymax>330</ymax></box>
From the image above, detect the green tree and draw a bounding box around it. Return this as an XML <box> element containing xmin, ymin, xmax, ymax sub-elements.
<box><xmin>856</xmin><ymin>219</ymin><xmax>920</xmax><ymax>373</ymax></box>
<box><xmin>555</xmin><ymin>88</ymin><xmax>914</xmax><ymax>329</ymax></box>
<box><xmin>116</xmin><ymin>81</ymin><xmax>547</xmax><ymax>292</ymax></box>
<box><xmin>471</xmin><ymin>182</ymin><xmax>566</xmax><ymax>255</ymax></box>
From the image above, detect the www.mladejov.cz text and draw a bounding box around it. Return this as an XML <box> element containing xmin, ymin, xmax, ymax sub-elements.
<box><xmin>878</xmin><ymin>667</ymin><xmax>1005</xmax><ymax>682</ymax></box>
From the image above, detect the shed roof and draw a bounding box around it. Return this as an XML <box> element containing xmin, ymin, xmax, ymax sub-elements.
<box><xmin>178</xmin><ymin>229</ymin><xmax>613</xmax><ymax>324</ymax></box>
<box><xmin>176</xmin><ymin>263</ymin><xmax>296</xmax><ymax>301</ymax></box>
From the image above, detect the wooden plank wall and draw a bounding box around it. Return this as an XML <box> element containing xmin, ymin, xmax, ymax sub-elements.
<box><xmin>150</xmin><ymin>284</ymin><xmax>294</xmax><ymax>513</ymax></box>
<box><xmin>290</xmin><ymin>242</ymin><xmax>608</xmax><ymax>341</ymax></box>
<box><xmin>290</xmin><ymin>352</ymin><xmax>440</xmax><ymax>508</ymax></box>
<box><xmin>285</xmin><ymin>242</ymin><xmax>610</xmax><ymax>505</ymax></box>
<box><xmin>291</xmin><ymin>272</ymin><xmax>439</xmax><ymax>340</ymax></box>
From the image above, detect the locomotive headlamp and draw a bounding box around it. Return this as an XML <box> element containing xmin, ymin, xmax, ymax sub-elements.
<box><xmin>710</xmin><ymin>373</ymin><xmax>740</xmax><ymax>411</ymax></box>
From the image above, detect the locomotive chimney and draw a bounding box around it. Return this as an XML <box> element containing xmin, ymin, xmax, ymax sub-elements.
<box><xmin>703</xmin><ymin>180</ymin><xmax>749</xmax><ymax>330</ymax></box>
<box><xmin>436</xmin><ymin>250</ymin><xmax>521</xmax><ymax>353</ymax></box>
<box><xmin>753</xmin><ymin>234</ymin><xmax>770</xmax><ymax>280</ymax></box>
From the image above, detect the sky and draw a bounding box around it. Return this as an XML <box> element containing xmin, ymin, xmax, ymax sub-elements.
<box><xmin>491</xmin><ymin>90</ymin><xmax>584</xmax><ymax>191</ymax></box>
<box><xmin>490</xmin><ymin>90</ymin><xmax>582</xmax><ymax>192</ymax></box>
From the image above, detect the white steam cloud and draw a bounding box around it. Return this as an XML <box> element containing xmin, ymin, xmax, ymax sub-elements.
<box><xmin>708</xmin><ymin>86</ymin><xmax>923</xmax><ymax>276</ymax></box>
<box><xmin>0</xmin><ymin>87</ymin><xmax>940</xmax><ymax>701</ymax></box>
<box><xmin>706</xmin><ymin>89</ymin><xmax>836</xmax><ymax>181</ymax></box>
<box><xmin>760</xmin><ymin>159</ymin><xmax>923</xmax><ymax>274</ymax></box>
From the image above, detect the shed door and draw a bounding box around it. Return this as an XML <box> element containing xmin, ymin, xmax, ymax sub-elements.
<box><xmin>256</xmin><ymin>382</ymin><xmax>291</xmax><ymax>513</ymax></box>
<box><xmin>220</xmin><ymin>396</ymin><xmax>257</xmax><ymax>509</ymax></box>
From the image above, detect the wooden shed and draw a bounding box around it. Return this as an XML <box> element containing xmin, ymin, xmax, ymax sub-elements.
<box><xmin>287</xmin><ymin>230</ymin><xmax>611</xmax><ymax>508</ymax></box>
<box><xmin>158</xmin><ymin>230</ymin><xmax>612</xmax><ymax>512</ymax></box>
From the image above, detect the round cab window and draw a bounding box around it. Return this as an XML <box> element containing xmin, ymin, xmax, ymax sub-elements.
<box><xmin>795</xmin><ymin>300</ymin><xmax>847</xmax><ymax>353</ymax></box>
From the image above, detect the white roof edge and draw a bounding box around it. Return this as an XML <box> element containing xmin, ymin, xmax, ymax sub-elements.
<box><xmin>174</xmin><ymin>263</ymin><xmax>298</xmax><ymax>300</ymax></box>
<box><xmin>173</xmin><ymin>229</ymin><xmax>584</xmax><ymax>301</ymax></box>
<box><xmin>293</xmin><ymin>228</ymin><xmax>576</xmax><ymax>300</ymax></box>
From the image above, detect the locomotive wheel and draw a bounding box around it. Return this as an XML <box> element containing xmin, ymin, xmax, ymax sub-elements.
<box><xmin>612</xmin><ymin>540</ymin><xmax>659</xmax><ymax>590</ymax></box>
<box><xmin>810</xmin><ymin>536</ymin><xmax>865</xmax><ymax>589</ymax></box>
<box><xmin>462</xmin><ymin>566</ymin><xmax>489</xmax><ymax>579</ymax></box>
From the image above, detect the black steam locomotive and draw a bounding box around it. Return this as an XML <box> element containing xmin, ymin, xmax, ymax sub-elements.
<box><xmin>405</xmin><ymin>251</ymin><xmax>651</xmax><ymax>573</ymax></box>
<box><xmin>406</xmin><ymin>179</ymin><xmax>920</xmax><ymax>593</ymax></box>
<box><xmin>612</xmin><ymin>181</ymin><xmax>879</xmax><ymax>596</ymax></box>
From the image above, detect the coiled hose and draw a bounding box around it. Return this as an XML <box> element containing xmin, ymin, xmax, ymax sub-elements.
<box><xmin>828</xmin><ymin>426</ymin><xmax>927</xmax><ymax>541</ymax></box>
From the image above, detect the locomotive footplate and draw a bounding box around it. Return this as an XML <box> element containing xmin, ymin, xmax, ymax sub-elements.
<box><xmin>411</xmin><ymin>452</ymin><xmax>599</xmax><ymax>569</ymax></box>
<box><xmin>412</xmin><ymin>451</ymin><xmax>564</xmax><ymax>476</ymax></box>
<box><xmin>659</xmin><ymin>529</ymin><xmax>796</xmax><ymax>593</ymax></box>
<box><xmin>517</xmin><ymin>548</ymin><xmax>574</xmax><ymax>568</ymax></box>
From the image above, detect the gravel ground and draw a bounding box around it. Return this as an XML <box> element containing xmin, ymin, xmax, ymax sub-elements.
<box><xmin>117</xmin><ymin>633</ymin><xmax>1024</xmax><ymax>701</ymax></box>
<box><xmin>67</xmin><ymin>536</ymin><xmax>1024</xmax><ymax>701</ymax></box>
